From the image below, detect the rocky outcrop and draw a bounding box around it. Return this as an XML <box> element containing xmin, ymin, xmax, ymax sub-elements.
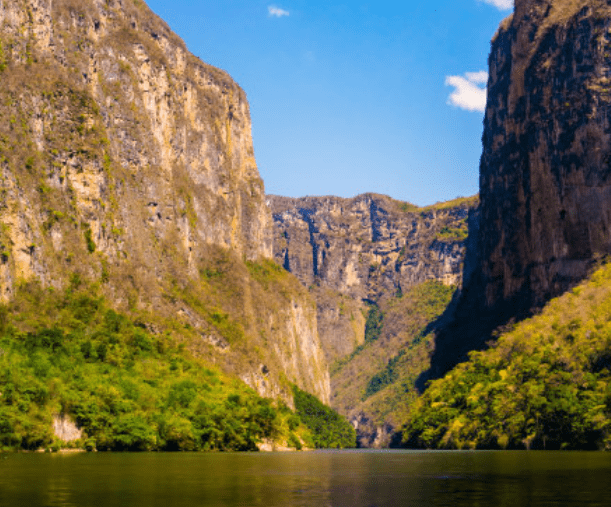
<box><xmin>53</xmin><ymin>414</ymin><xmax>82</xmax><ymax>442</ymax></box>
<box><xmin>0</xmin><ymin>0</ymin><xmax>328</xmax><ymax>404</ymax></box>
<box><xmin>480</xmin><ymin>0</ymin><xmax>611</xmax><ymax>315</ymax></box>
<box><xmin>271</xmin><ymin>194</ymin><xmax>473</xmax><ymax>304</ymax></box>
<box><xmin>271</xmin><ymin>194</ymin><xmax>474</xmax><ymax>364</ymax></box>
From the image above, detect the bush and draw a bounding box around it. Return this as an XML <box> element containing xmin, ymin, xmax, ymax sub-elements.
<box><xmin>292</xmin><ymin>385</ymin><xmax>356</xmax><ymax>449</ymax></box>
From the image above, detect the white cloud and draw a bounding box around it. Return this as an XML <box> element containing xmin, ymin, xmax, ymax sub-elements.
<box><xmin>480</xmin><ymin>0</ymin><xmax>514</xmax><ymax>10</ymax></box>
<box><xmin>268</xmin><ymin>6</ymin><xmax>290</xmax><ymax>18</ymax></box>
<box><xmin>464</xmin><ymin>70</ymin><xmax>489</xmax><ymax>85</ymax></box>
<box><xmin>445</xmin><ymin>71</ymin><xmax>488</xmax><ymax>113</ymax></box>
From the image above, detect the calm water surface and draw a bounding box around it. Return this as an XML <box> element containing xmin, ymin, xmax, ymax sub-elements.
<box><xmin>1</xmin><ymin>450</ymin><xmax>610</xmax><ymax>506</ymax></box>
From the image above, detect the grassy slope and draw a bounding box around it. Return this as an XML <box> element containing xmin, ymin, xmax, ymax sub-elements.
<box><xmin>403</xmin><ymin>263</ymin><xmax>611</xmax><ymax>451</ymax></box>
<box><xmin>330</xmin><ymin>281</ymin><xmax>456</xmax><ymax>436</ymax></box>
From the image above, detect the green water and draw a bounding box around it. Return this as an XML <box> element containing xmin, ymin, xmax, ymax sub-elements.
<box><xmin>1</xmin><ymin>450</ymin><xmax>610</xmax><ymax>506</ymax></box>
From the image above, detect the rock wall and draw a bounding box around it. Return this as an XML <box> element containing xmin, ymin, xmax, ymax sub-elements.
<box><xmin>427</xmin><ymin>0</ymin><xmax>611</xmax><ymax>381</ymax></box>
<box><xmin>271</xmin><ymin>194</ymin><xmax>472</xmax><ymax>303</ymax></box>
<box><xmin>480</xmin><ymin>0</ymin><xmax>611</xmax><ymax>315</ymax></box>
<box><xmin>0</xmin><ymin>0</ymin><xmax>329</xmax><ymax>403</ymax></box>
<box><xmin>270</xmin><ymin>194</ymin><xmax>474</xmax><ymax>364</ymax></box>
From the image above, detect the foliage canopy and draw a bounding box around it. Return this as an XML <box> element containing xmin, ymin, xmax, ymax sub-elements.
<box><xmin>402</xmin><ymin>264</ymin><xmax>611</xmax><ymax>451</ymax></box>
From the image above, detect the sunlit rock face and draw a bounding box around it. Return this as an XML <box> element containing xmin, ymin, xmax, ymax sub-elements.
<box><xmin>270</xmin><ymin>194</ymin><xmax>471</xmax><ymax>303</ymax></box>
<box><xmin>0</xmin><ymin>0</ymin><xmax>331</xmax><ymax>405</ymax></box>
<box><xmin>269</xmin><ymin>194</ymin><xmax>474</xmax><ymax>364</ymax></box>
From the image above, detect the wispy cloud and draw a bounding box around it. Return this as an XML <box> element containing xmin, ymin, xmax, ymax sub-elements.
<box><xmin>445</xmin><ymin>71</ymin><xmax>488</xmax><ymax>113</ymax></box>
<box><xmin>480</xmin><ymin>0</ymin><xmax>514</xmax><ymax>10</ymax></box>
<box><xmin>268</xmin><ymin>6</ymin><xmax>290</xmax><ymax>18</ymax></box>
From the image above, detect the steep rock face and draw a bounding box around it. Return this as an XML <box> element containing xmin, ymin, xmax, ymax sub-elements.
<box><xmin>0</xmin><ymin>0</ymin><xmax>329</xmax><ymax>403</ymax></box>
<box><xmin>271</xmin><ymin>194</ymin><xmax>471</xmax><ymax>306</ymax></box>
<box><xmin>427</xmin><ymin>0</ymin><xmax>611</xmax><ymax>381</ymax></box>
<box><xmin>480</xmin><ymin>0</ymin><xmax>611</xmax><ymax>315</ymax></box>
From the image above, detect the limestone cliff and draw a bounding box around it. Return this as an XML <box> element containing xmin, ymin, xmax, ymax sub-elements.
<box><xmin>481</xmin><ymin>0</ymin><xmax>611</xmax><ymax>314</ymax></box>
<box><xmin>270</xmin><ymin>194</ymin><xmax>474</xmax><ymax>360</ymax></box>
<box><xmin>0</xmin><ymin>0</ymin><xmax>329</xmax><ymax>403</ymax></box>
<box><xmin>271</xmin><ymin>194</ymin><xmax>471</xmax><ymax>302</ymax></box>
<box><xmin>428</xmin><ymin>0</ymin><xmax>611</xmax><ymax>380</ymax></box>
<box><xmin>270</xmin><ymin>194</ymin><xmax>477</xmax><ymax>445</ymax></box>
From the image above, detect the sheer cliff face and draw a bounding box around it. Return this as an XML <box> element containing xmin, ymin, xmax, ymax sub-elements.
<box><xmin>0</xmin><ymin>0</ymin><xmax>270</xmax><ymax>288</ymax></box>
<box><xmin>0</xmin><ymin>0</ymin><xmax>329</xmax><ymax>403</ymax></box>
<box><xmin>480</xmin><ymin>0</ymin><xmax>611</xmax><ymax>313</ymax></box>
<box><xmin>270</xmin><ymin>194</ymin><xmax>472</xmax><ymax>303</ymax></box>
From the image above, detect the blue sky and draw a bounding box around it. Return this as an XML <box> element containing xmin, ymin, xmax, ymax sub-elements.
<box><xmin>145</xmin><ymin>0</ymin><xmax>513</xmax><ymax>206</ymax></box>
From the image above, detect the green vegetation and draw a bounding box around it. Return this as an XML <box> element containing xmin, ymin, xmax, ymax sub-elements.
<box><xmin>436</xmin><ymin>221</ymin><xmax>468</xmax><ymax>242</ymax></box>
<box><xmin>246</xmin><ymin>258</ymin><xmax>286</xmax><ymax>288</ymax></box>
<box><xmin>292</xmin><ymin>385</ymin><xmax>356</xmax><ymax>449</ymax></box>
<box><xmin>395</xmin><ymin>195</ymin><xmax>478</xmax><ymax>214</ymax></box>
<box><xmin>403</xmin><ymin>264</ymin><xmax>611</xmax><ymax>451</ymax></box>
<box><xmin>421</xmin><ymin>195</ymin><xmax>479</xmax><ymax>212</ymax></box>
<box><xmin>0</xmin><ymin>282</ymin><xmax>321</xmax><ymax>452</ymax></box>
<box><xmin>362</xmin><ymin>282</ymin><xmax>455</xmax><ymax>402</ymax></box>
<box><xmin>83</xmin><ymin>226</ymin><xmax>95</xmax><ymax>253</ymax></box>
<box><xmin>330</xmin><ymin>304</ymin><xmax>385</xmax><ymax>374</ymax></box>
<box><xmin>364</xmin><ymin>304</ymin><xmax>383</xmax><ymax>344</ymax></box>
<box><xmin>0</xmin><ymin>41</ymin><xmax>7</xmax><ymax>73</ymax></box>
<box><xmin>330</xmin><ymin>281</ymin><xmax>456</xmax><ymax>437</ymax></box>
<box><xmin>364</xmin><ymin>360</ymin><xmax>399</xmax><ymax>399</ymax></box>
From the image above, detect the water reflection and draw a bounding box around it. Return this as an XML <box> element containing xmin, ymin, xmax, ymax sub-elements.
<box><xmin>0</xmin><ymin>451</ymin><xmax>610</xmax><ymax>507</ymax></box>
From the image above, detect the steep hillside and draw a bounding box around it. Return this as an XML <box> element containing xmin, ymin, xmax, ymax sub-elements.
<box><xmin>270</xmin><ymin>194</ymin><xmax>478</xmax><ymax>446</ymax></box>
<box><xmin>403</xmin><ymin>262</ymin><xmax>611</xmax><ymax>451</ymax></box>
<box><xmin>0</xmin><ymin>0</ymin><xmax>329</xmax><ymax>408</ymax></box>
<box><xmin>428</xmin><ymin>0</ymin><xmax>611</xmax><ymax>379</ymax></box>
<box><xmin>0</xmin><ymin>281</ymin><xmax>318</xmax><ymax>452</ymax></box>
<box><xmin>331</xmin><ymin>281</ymin><xmax>455</xmax><ymax>447</ymax></box>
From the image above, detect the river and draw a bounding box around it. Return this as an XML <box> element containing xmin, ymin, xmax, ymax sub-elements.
<box><xmin>1</xmin><ymin>450</ymin><xmax>610</xmax><ymax>506</ymax></box>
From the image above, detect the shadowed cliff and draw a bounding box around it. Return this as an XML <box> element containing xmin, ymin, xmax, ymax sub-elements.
<box><xmin>424</xmin><ymin>0</ymin><xmax>611</xmax><ymax>383</ymax></box>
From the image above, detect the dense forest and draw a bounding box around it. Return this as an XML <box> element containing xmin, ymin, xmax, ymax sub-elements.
<box><xmin>0</xmin><ymin>279</ymin><xmax>352</xmax><ymax>452</ymax></box>
<box><xmin>402</xmin><ymin>263</ymin><xmax>611</xmax><ymax>451</ymax></box>
<box><xmin>292</xmin><ymin>385</ymin><xmax>356</xmax><ymax>449</ymax></box>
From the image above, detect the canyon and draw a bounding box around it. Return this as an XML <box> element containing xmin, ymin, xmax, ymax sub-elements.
<box><xmin>270</xmin><ymin>194</ymin><xmax>476</xmax><ymax>446</ymax></box>
<box><xmin>3</xmin><ymin>0</ymin><xmax>611</xmax><ymax>451</ymax></box>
